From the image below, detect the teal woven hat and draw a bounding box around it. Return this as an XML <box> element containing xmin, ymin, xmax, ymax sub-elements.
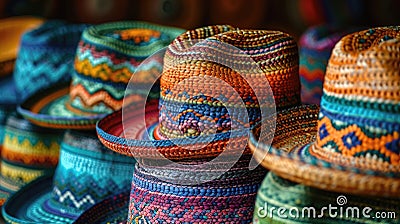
<box><xmin>0</xmin><ymin>20</ymin><xmax>86</xmax><ymax>107</ymax></box>
<box><xmin>18</xmin><ymin>21</ymin><xmax>184</xmax><ymax>130</ymax></box>
<box><xmin>253</xmin><ymin>172</ymin><xmax>400</xmax><ymax>223</ymax></box>
<box><xmin>13</xmin><ymin>20</ymin><xmax>89</xmax><ymax>102</ymax></box>
<box><xmin>0</xmin><ymin>113</ymin><xmax>63</xmax><ymax>207</ymax></box>
<box><xmin>1</xmin><ymin>130</ymin><xmax>136</xmax><ymax>223</ymax></box>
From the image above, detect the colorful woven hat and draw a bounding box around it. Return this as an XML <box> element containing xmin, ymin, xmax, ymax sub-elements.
<box><xmin>97</xmin><ymin>24</ymin><xmax>301</xmax><ymax>160</ymax></box>
<box><xmin>299</xmin><ymin>25</ymin><xmax>361</xmax><ymax>104</ymax></box>
<box><xmin>2</xmin><ymin>130</ymin><xmax>137</xmax><ymax>223</ymax></box>
<box><xmin>13</xmin><ymin>20</ymin><xmax>89</xmax><ymax>102</ymax></box>
<box><xmin>18</xmin><ymin>21</ymin><xmax>185</xmax><ymax>130</ymax></box>
<box><xmin>249</xmin><ymin>27</ymin><xmax>400</xmax><ymax>197</ymax></box>
<box><xmin>253</xmin><ymin>172</ymin><xmax>400</xmax><ymax>223</ymax></box>
<box><xmin>0</xmin><ymin>113</ymin><xmax>63</xmax><ymax>206</ymax></box>
<box><xmin>92</xmin><ymin>25</ymin><xmax>301</xmax><ymax>223</ymax></box>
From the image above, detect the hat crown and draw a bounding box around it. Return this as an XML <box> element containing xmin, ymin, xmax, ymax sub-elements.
<box><xmin>316</xmin><ymin>26</ymin><xmax>400</xmax><ymax>167</ymax></box>
<box><xmin>14</xmin><ymin>21</ymin><xmax>88</xmax><ymax>101</ymax></box>
<box><xmin>70</xmin><ymin>21</ymin><xmax>184</xmax><ymax>115</ymax></box>
<box><xmin>158</xmin><ymin>25</ymin><xmax>300</xmax><ymax>139</ymax></box>
<box><xmin>51</xmin><ymin>130</ymin><xmax>135</xmax><ymax>214</ymax></box>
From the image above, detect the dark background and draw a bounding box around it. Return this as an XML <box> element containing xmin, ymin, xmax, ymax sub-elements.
<box><xmin>1</xmin><ymin>0</ymin><xmax>399</xmax><ymax>38</ymax></box>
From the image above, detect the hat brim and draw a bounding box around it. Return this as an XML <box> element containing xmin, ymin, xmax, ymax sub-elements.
<box><xmin>18</xmin><ymin>82</ymin><xmax>107</xmax><ymax>130</ymax></box>
<box><xmin>1</xmin><ymin>175</ymin><xmax>79</xmax><ymax>223</ymax></box>
<box><xmin>249</xmin><ymin>104</ymin><xmax>400</xmax><ymax>197</ymax></box>
<box><xmin>97</xmin><ymin>102</ymin><xmax>252</xmax><ymax>160</ymax></box>
<box><xmin>74</xmin><ymin>191</ymin><xmax>129</xmax><ymax>224</ymax></box>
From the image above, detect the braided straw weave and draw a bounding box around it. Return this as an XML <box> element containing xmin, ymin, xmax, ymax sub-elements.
<box><xmin>249</xmin><ymin>26</ymin><xmax>400</xmax><ymax>197</ymax></box>
<box><xmin>97</xmin><ymin>24</ymin><xmax>301</xmax><ymax>160</ymax></box>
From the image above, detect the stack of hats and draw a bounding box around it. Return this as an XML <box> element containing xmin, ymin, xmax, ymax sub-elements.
<box><xmin>299</xmin><ymin>25</ymin><xmax>361</xmax><ymax>104</ymax></box>
<box><xmin>91</xmin><ymin>24</ymin><xmax>302</xmax><ymax>223</ymax></box>
<box><xmin>2</xmin><ymin>21</ymin><xmax>185</xmax><ymax>223</ymax></box>
<box><xmin>0</xmin><ymin>113</ymin><xmax>63</xmax><ymax>206</ymax></box>
<box><xmin>0</xmin><ymin>20</ymin><xmax>89</xmax><ymax>207</ymax></box>
<box><xmin>249</xmin><ymin>26</ymin><xmax>400</xmax><ymax>223</ymax></box>
<box><xmin>0</xmin><ymin>16</ymin><xmax>44</xmax><ymax>158</ymax></box>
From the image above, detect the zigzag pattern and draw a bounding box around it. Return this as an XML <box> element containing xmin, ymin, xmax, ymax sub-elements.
<box><xmin>317</xmin><ymin>116</ymin><xmax>400</xmax><ymax>166</ymax></box>
<box><xmin>54</xmin><ymin>187</ymin><xmax>95</xmax><ymax>209</ymax></box>
<box><xmin>14</xmin><ymin>50</ymin><xmax>75</xmax><ymax>100</ymax></box>
<box><xmin>75</xmin><ymin>55</ymin><xmax>162</xmax><ymax>83</ymax></box>
<box><xmin>3</xmin><ymin>134</ymin><xmax>60</xmax><ymax>155</ymax></box>
<box><xmin>69</xmin><ymin>84</ymin><xmax>124</xmax><ymax>111</ymax></box>
<box><xmin>1</xmin><ymin>161</ymin><xmax>45</xmax><ymax>183</ymax></box>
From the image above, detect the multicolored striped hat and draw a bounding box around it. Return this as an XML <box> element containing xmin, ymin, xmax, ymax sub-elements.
<box><xmin>249</xmin><ymin>26</ymin><xmax>400</xmax><ymax>197</ymax></box>
<box><xmin>299</xmin><ymin>25</ymin><xmax>361</xmax><ymax>104</ymax></box>
<box><xmin>97</xmin><ymin>25</ymin><xmax>301</xmax><ymax>160</ymax></box>
<box><xmin>2</xmin><ymin>130</ymin><xmax>136</xmax><ymax>223</ymax></box>
<box><xmin>92</xmin><ymin>25</ymin><xmax>301</xmax><ymax>223</ymax></box>
<box><xmin>253</xmin><ymin>172</ymin><xmax>400</xmax><ymax>223</ymax></box>
<box><xmin>0</xmin><ymin>113</ymin><xmax>63</xmax><ymax>207</ymax></box>
<box><xmin>18</xmin><ymin>21</ymin><xmax>185</xmax><ymax>130</ymax></box>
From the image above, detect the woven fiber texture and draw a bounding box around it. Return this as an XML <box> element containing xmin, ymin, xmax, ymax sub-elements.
<box><xmin>13</xmin><ymin>21</ymin><xmax>88</xmax><ymax>102</ymax></box>
<box><xmin>1</xmin><ymin>130</ymin><xmax>136</xmax><ymax>223</ymax></box>
<box><xmin>253</xmin><ymin>172</ymin><xmax>400</xmax><ymax>223</ymax></box>
<box><xmin>97</xmin><ymin>24</ymin><xmax>301</xmax><ymax>160</ymax></box>
<box><xmin>127</xmin><ymin>160</ymin><xmax>266</xmax><ymax>223</ymax></box>
<box><xmin>18</xmin><ymin>21</ymin><xmax>185</xmax><ymax>130</ymax></box>
<box><xmin>249</xmin><ymin>25</ymin><xmax>400</xmax><ymax>197</ymax></box>
<box><xmin>73</xmin><ymin>191</ymin><xmax>129</xmax><ymax>224</ymax></box>
<box><xmin>0</xmin><ymin>113</ymin><xmax>63</xmax><ymax>206</ymax></box>
<box><xmin>299</xmin><ymin>25</ymin><xmax>361</xmax><ymax>104</ymax></box>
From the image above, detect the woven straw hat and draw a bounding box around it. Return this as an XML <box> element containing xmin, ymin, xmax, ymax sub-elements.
<box><xmin>91</xmin><ymin>24</ymin><xmax>301</xmax><ymax>223</ymax></box>
<box><xmin>18</xmin><ymin>21</ymin><xmax>184</xmax><ymax>130</ymax></box>
<box><xmin>253</xmin><ymin>172</ymin><xmax>400</xmax><ymax>223</ymax></box>
<box><xmin>1</xmin><ymin>130</ymin><xmax>136</xmax><ymax>223</ymax></box>
<box><xmin>249</xmin><ymin>26</ymin><xmax>400</xmax><ymax>197</ymax></box>
<box><xmin>96</xmin><ymin>24</ymin><xmax>301</xmax><ymax>160</ymax></box>
<box><xmin>0</xmin><ymin>113</ymin><xmax>63</xmax><ymax>207</ymax></box>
